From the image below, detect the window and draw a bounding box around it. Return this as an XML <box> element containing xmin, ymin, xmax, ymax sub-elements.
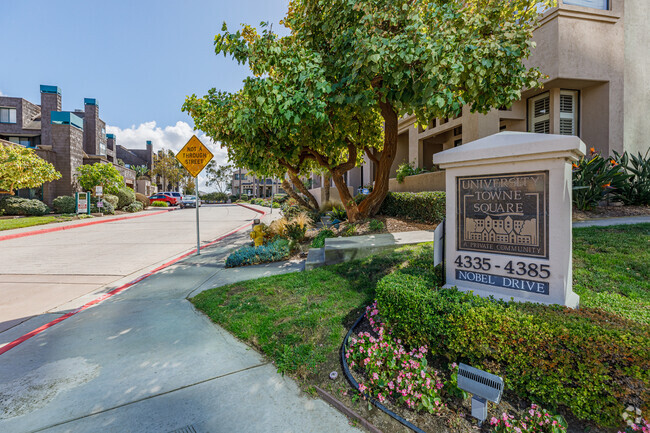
<box><xmin>559</xmin><ymin>90</ymin><xmax>579</xmax><ymax>136</ymax></box>
<box><xmin>563</xmin><ymin>0</ymin><xmax>608</xmax><ymax>10</ymax></box>
<box><xmin>453</xmin><ymin>126</ymin><xmax>462</xmax><ymax>136</ymax></box>
<box><xmin>0</xmin><ymin>107</ymin><xmax>17</xmax><ymax>124</ymax></box>
<box><xmin>8</xmin><ymin>136</ymin><xmax>32</xmax><ymax>147</ymax></box>
<box><xmin>454</xmin><ymin>138</ymin><xmax>462</xmax><ymax>147</ymax></box>
<box><xmin>528</xmin><ymin>93</ymin><xmax>550</xmax><ymax>134</ymax></box>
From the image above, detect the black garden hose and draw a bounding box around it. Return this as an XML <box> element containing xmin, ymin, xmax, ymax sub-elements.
<box><xmin>340</xmin><ymin>309</ymin><xmax>428</xmax><ymax>433</ymax></box>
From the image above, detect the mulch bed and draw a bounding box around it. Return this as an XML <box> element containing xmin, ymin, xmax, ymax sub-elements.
<box><xmin>573</xmin><ymin>204</ymin><xmax>650</xmax><ymax>220</ymax></box>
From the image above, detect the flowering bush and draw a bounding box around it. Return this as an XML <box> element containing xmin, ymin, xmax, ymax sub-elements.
<box><xmin>572</xmin><ymin>148</ymin><xmax>629</xmax><ymax>210</ymax></box>
<box><xmin>490</xmin><ymin>404</ymin><xmax>567</xmax><ymax>433</ymax></box>
<box><xmin>619</xmin><ymin>407</ymin><xmax>649</xmax><ymax>433</ymax></box>
<box><xmin>345</xmin><ymin>302</ymin><xmax>444</xmax><ymax>414</ymax></box>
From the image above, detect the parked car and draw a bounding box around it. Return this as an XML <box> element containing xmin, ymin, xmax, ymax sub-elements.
<box><xmin>180</xmin><ymin>195</ymin><xmax>201</xmax><ymax>208</ymax></box>
<box><xmin>161</xmin><ymin>191</ymin><xmax>183</xmax><ymax>205</ymax></box>
<box><xmin>148</xmin><ymin>193</ymin><xmax>176</xmax><ymax>206</ymax></box>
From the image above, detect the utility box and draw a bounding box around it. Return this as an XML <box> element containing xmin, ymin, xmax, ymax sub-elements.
<box><xmin>433</xmin><ymin>132</ymin><xmax>585</xmax><ymax>307</ymax></box>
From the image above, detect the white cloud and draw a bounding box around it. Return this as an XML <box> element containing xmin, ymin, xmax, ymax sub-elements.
<box><xmin>106</xmin><ymin>121</ymin><xmax>230</xmax><ymax>192</ymax></box>
<box><xmin>0</xmin><ymin>90</ymin><xmax>4</xmax><ymax>96</ymax></box>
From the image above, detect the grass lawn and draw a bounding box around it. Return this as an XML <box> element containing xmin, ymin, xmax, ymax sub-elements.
<box><xmin>0</xmin><ymin>215</ymin><xmax>74</xmax><ymax>231</ymax></box>
<box><xmin>193</xmin><ymin>225</ymin><xmax>650</xmax><ymax>373</ymax></box>
<box><xmin>573</xmin><ymin>223</ymin><xmax>650</xmax><ymax>324</ymax></box>
<box><xmin>192</xmin><ymin>244</ymin><xmax>433</xmax><ymax>377</ymax></box>
<box><xmin>192</xmin><ymin>225</ymin><xmax>648</xmax><ymax>431</ymax></box>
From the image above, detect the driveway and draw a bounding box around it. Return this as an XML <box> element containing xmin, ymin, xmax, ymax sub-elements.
<box><xmin>0</xmin><ymin>205</ymin><xmax>259</xmax><ymax>335</ymax></box>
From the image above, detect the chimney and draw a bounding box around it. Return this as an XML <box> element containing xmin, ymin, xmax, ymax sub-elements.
<box><xmin>40</xmin><ymin>85</ymin><xmax>62</xmax><ymax>147</ymax></box>
<box><xmin>146</xmin><ymin>140</ymin><xmax>153</xmax><ymax>169</ymax></box>
<box><xmin>83</xmin><ymin>98</ymin><xmax>99</xmax><ymax>155</ymax></box>
<box><xmin>106</xmin><ymin>133</ymin><xmax>116</xmax><ymax>151</ymax></box>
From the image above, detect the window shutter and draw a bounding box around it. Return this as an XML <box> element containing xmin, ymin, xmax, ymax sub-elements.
<box><xmin>528</xmin><ymin>93</ymin><xmax>550</xmax><ymax>134</ymax></box>
<box><xmin>559</xmin><ymin>90</ymin><xmax>578</xmax><ymax>136</ymax></box>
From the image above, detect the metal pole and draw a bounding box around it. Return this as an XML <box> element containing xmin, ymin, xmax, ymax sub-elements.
<box><xmin>196</xmin><ymin>175</ymin><xmax>200</xmax><ymax>255</ymax></box>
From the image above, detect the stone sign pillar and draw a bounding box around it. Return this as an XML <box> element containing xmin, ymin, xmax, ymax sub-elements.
<box><xmin>432</xmin><ymin>132</ymin><xmax>585</xmax><ymax>308</ymax></box>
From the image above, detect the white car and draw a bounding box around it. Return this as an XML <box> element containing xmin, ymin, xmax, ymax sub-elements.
<box><xmin>180</xmin><ymin>195</ymin><xmax>201</xmax><ymax>208</ymax></box>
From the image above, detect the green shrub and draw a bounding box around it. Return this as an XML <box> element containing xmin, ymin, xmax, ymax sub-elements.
<box><xmin>311</xmin><ymin>229</ymin><xmax>336</xmax><ymax>248</ymax></box>
<box><xmin>379</xmin><ymin>191</ymin><xmax>445</xmax><ymax>224</ymax></box>
<box><xmin>377</xmin><ymin>284</ymin><xmax>650</xmax><ymax>427</ymax></box>
<box><xmin>134</xmin><ymin>193</ymin><xmax>149</xmax><ymax>208</ymax></box>
<box><xmin>90</xmin><ymin>196</ymin><xmax>115</xmax><ymax>215</ymax></box>
<box><xmin>122</xmin><ymin>202</ymin><xmax>143</xmax><ymax>213</ymax></box>
<box><xmin>396</xmin><ymin>161</ymin><xmax>427</xmax><ymax>183</ymax></box>
<box><xmin>151</xmin><ymin>200</ymin><xmax>169</xmax><ymax>207</ymax></box>
<box><xmin>368</xmin><ymin>219</ymin><xmax>384</xmax><ymax>232</ymax></box>
<box><xmin>103</xmin><ymin>194</ymin><xmax>119</xmax><ymax>208</ymax></box>
<box><xmin>343</xmin><ymin>223</ymin><xmax>357</xmax><ymax>237</ymax></box>
<box><xmin>0</xmin><ymin>197</ymin><xmax>50</xmax><ymax>216</ymax></box>
<box><xmin>53</xmin><ymin>195</ymin><xmax>76</xmax><ymax>214</ymax></box>
<box><xmin>572</xmin><ymin>151</ymin><xmax>629</xmax><ymax>210</ymax></box>
<box><xmin>115</xmin><ymin>187</ymin><xmax>136</xmax><ymax>209</ymax></box>
<box><xmin>281</xmin><ymin>204</ymin><xmax>303</xmax><ymax>219</ymax></box>
<box><xmin>272</xmin><ymin>202</ymin><xmax>281</xmax><ymax>208</ymax></box>
<box><xmin>225</xmin><ymin>238</ymin><xmax>290</xmax><ymax>268</ymax></box>
<box><xmin>328</xmin><ymin>206</ymin><xmax>347</xmax><ymax>221</ymax></box>
<box><xmin>286</xmin><ymin>221</ymin><xmax>307</xmax><ymax>242</ymax></box>
<box><xmin>612</xmin><ymin>150</ymin><xmax>650</xmax><ymax>205</ymax></box>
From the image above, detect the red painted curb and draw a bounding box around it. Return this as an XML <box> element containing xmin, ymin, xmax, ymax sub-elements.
<box><xmin>0</xmin><ymin>206</ymin><xmax>267</xmax><ymax>356</ymax></box>
<box><xmin>0</xmin><ymin>209</ymin><xmax>174</xmax><ymax>242</ymax></box>
<box><xmin>235</xmin><ymin>203</ymin><xmax>268</xmax><ymax>215</ymax></box>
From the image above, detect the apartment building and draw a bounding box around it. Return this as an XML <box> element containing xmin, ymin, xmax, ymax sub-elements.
<box><xmin>307</xmin><ymin>0</ymin><xmax>649</xmax><ymax>200</ymax></box>
<box><xmin>231</xmin><ymin>168</ymin><xmax>284</xmax><ymax>198</ymax></box>
<box><xmin>0</xmin><ymin>85</ymin><xmax>146</xmax><ymax>204</ymax></box>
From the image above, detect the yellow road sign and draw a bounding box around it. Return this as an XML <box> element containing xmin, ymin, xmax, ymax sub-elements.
<box><xmin>176</xmin><ymin>135</ymin><xmax>214</xmax><ymax>177</ymax></box>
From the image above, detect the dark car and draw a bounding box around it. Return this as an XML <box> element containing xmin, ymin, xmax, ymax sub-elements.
<box><xmin>148</xmin><ymin>193</ymin><xmax>176</xmax><ymax>206</ymax></box>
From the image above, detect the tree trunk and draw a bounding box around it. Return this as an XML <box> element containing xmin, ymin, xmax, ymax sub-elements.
<box><xmin>281</xmin><ymin>178</ymin><xmax>317</xmax><ymax>210</ymax></box>
<box><xmin>323</xmin><ymin>174</ymin><xmax>331</xmax><ymax>202</ymax></box>
<box><xmin>287</xmin><ymin>169</ymin><xmax>319</xmax><ymax>210</ymax></box>
<box><xmin>357</xmin><ymin>101</ymin><xmax>399</xmax><ymax>217</ymax></box>
<box><xmin>331</xmin><ymin>169</ymin><xmax>361</xmax><ymax>221</ymax></box>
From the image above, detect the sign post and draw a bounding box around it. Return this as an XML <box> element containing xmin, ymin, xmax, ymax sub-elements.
<box><xmin>433</xmin><ymin>132</ymin><xmax>585</xmax><ymax>307</ymax></box>
<box><xmin>176</xmin><ymin>135</ymin><xmax>214</xmax><ymax>255</ymax></box>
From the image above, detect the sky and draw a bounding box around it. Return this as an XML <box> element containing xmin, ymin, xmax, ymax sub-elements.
<box><xmin>0</xmin><ymin>0</ymin><xmax>289</xmax><ymax>188</ymax></box>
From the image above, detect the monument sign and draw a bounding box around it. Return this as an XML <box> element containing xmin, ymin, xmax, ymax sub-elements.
<box><xmin>432</xmin><ymin>132</ymin><xmax>585</xmax><ymax>307</ymax></box>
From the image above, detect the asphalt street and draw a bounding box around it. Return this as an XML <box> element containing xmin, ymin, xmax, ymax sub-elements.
<box><xmin>0</xmin><ymin>204</ymin><xmax>258</xmax><ymax>335</ymax></box>
<box><xmin>0</xmin><ymin>204</ymin><xmax>359</xmax><ymax>432</ymax></box>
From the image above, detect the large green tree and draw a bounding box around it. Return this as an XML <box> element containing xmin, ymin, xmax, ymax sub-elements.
<box><xmin>76</xmin><ymin>162</ymin><xmax>124</xmax><ymax>193</ymax></box>
<box><xmin>0</xmin><ymin>143</ymin><xmax>61</xmax><ymax>194</ymax></box>
<box><xmin>184</xmin><ymin>0</ymin><xmax>553</xmax><ymax>221</ymax></box>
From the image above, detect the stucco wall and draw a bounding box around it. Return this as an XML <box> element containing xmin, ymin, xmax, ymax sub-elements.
<box><xmin>307</xmin><ymin>186</ymin><xmax>355</xmax><ymax>208</ymax></box>
<box><xmin>388</xmin><ymin>171</ymin><xmax>446</xmax><ymax>193</ymax></box>
<box><xmin>624</xmin><ymin>0</ymin><xmax>650</xmax><ymax>155</ymax></box>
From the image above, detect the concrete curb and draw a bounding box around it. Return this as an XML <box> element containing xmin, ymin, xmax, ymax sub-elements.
<box><xmin>0</xmin><ymin>208</ymin><xmax>174</xmax><ymax>242</ymax></box>
<box><xmin>0</xmin><ymin>207</ymin><xmax>266</xmax><ymax>357</ymax></box>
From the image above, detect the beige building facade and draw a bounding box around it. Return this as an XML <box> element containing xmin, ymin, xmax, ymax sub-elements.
<box><xmin>315</xmin><ymin>0</ymin><xmax>649</xmax><ymax>197</ymax></box>
<box><xmin>231</xmin><ymin>168</ymin><xmax>284</xmax><ymax>198</ymax></box>
<box><xmin>392</xmin><ymin>0</ymin><xmax>650</xmax><ymax>178</ymax></box>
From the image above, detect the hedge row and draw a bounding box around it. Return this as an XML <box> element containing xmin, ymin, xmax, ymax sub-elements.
<box><xmin>0</xmin><ymin>197</ymin><xmax>50</xmax><ymax>216</ymax></box>
<box><xmin>377</xmin><ymin>191</ymin><xmax>445</xmax><ymax>224</ymax></box>
<box><xmin>376</xmin><ymin>271</ymin><xmax>649</xmax><ymax>427</ymax></box>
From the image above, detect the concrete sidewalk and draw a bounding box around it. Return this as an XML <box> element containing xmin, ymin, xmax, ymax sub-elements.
<box><xmin>0</xmin><ymin>227</ymin><xmax>357</xmax><ymax>433</ymax></box>
<box><xmin>572</xmin><ymin>215</ymin><xmax>650</xmax><ymax>228</ymax></box>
